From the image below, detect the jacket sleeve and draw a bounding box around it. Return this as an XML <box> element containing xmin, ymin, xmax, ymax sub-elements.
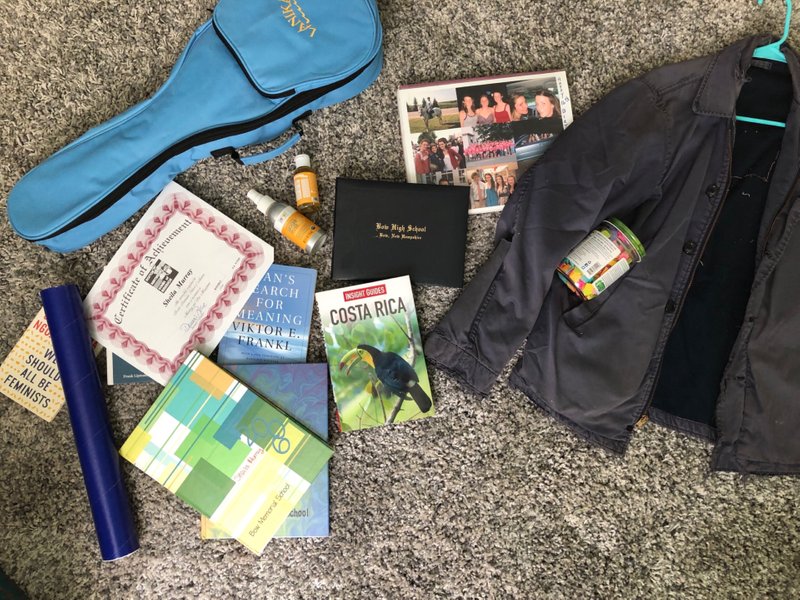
<box><xmin>424</xmin><ymin>78</ymin><xmax>667</xmax><ymax>396</ymax></box>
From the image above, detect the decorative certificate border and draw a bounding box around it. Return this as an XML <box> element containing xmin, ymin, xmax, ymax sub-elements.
<box><xmin>89</xmin><ymin>192</ymin><xmax>266</xmax><ymax>379</ymax></box>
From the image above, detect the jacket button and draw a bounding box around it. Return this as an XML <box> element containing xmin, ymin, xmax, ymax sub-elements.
<box><xmin>706</xmin><ymin>184</ymin><xmax>719</xmax><ymax>197</ymax></box>
<box><xmin>682</xmin><ymin>241</ymin><xmax>697</xmax><ymax>255</ymax></box>
<box><xmin>664</xmin><ymin>299</ymin><xmax>676</xmax><ymax>314</ymax></box>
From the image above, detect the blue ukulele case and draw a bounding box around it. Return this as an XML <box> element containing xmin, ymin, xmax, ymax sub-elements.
<box><xmin>7</xmin><ymin>0</ymin><xmax>383</xmax><ymax>252</ymax></box>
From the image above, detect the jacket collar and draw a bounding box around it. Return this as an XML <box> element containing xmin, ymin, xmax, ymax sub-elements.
<box><xmin>694</xmin><ymin>35</ymin><xmax>800</xmax><ymax>118</ymax></box>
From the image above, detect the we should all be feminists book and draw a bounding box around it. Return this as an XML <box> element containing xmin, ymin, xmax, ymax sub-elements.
<box><xmin>0</xmin><ymin>308</ymin><xmax>100</xmax><ymax>421</ymax></box>
<box><xmin>0</xmin><ymin>308</ymin><xmax>70</xmax><ymax>421</ymax></box>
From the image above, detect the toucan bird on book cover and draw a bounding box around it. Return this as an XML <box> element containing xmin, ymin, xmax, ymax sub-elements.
<box><xmin>315</xmin><ymin>276</ymin><xmax>434</xmax><ymax>431</ymax></box>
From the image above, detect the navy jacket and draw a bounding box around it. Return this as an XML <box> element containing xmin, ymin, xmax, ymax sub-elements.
<box><xmin>425</xmin><ymin>36</ymin><xmax>800</xmax><ymax>475</ymax></box>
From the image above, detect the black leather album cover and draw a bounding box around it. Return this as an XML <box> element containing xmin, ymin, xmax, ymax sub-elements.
<box><xmin>332</xmin><ymin>179</ymin><xmax>469</xmax><ymax>287</ymax></box>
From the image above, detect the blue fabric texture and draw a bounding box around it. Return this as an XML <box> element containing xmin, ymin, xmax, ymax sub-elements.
<box><xmin>7</xmin><ymin>0</ymin><xmax>382</xmax><ymax>252</ymax></box>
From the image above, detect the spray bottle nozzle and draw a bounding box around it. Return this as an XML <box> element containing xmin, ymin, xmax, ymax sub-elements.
<box><xmin>247</xmin><ymin>189</ymin><xmax>276</xmax><ymax>215</ymax></box>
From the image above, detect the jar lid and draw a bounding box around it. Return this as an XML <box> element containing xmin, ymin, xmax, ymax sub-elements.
<box><xmin>607</xmin><ymin>218</ymin><xmax>646</xmax><ymax>261</ymax></box>
<box><xmin>294</xmin><ymin>154</ymin><xmax>311</xmax><ymax>169</ymax></box>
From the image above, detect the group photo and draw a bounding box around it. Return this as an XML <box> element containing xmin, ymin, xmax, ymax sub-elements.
<box><xmin>398</xmin><ymin>71</ymin><xmax>573</xmax><ymax>213</ymax></box>
<box><xmin>464</xmin><ymin>124</ymin><xmax>515</xmax><ymax>166</ymax></box>
<box><xmin>410</xmin><ymin>128</ymin><xmax>468</xmax><ymax>185</ymax></box>
<box><xmin>466</xmin><ymin>162</ymin><xmax>518</xmax><ymax>212</ymax></box>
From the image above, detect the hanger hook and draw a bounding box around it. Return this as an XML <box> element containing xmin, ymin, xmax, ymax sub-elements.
<box><xmin>758</xmin><ymin>0</ymin><xmax>793</xmax><ymax>46</ymax></box>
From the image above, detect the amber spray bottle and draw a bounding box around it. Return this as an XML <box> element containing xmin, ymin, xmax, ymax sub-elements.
<box><xmin>248</xmin><ymin>189</ymin><xmax>328</xmax><ymax>255</ymax></box>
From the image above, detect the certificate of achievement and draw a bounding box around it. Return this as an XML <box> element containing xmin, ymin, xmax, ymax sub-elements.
<box><xmin>85</xmin><ymin>182</ymin><xmax>273</xmax><ymax>385</ymax></box>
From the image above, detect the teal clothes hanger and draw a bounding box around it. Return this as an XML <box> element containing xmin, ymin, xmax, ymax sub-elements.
<box><xmin>737</xmin><ymin>0</ymin><xmax>792</xmax><ymax>127</ymax></box>
<box><xmin>753</xmin><ymin>0</ymin><xmax>791</xmax><ymax>62</ymax></box>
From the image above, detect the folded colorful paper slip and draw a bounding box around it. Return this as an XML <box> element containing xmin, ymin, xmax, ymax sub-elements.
<box><xmin>120</xmin><ymin>351</ymin><xmax>333</xmax><ymax>554</ymax></box>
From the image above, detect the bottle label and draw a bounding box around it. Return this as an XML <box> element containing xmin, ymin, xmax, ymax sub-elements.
<box><xmin>294</xmin><ymin>172</ymin><xmax>320</xmax><ymax>209</ymax></box>
<box><xmin>565</xmin><ymin>231</ymin><xmax>620</xmax><ymax>279</ymax></box>
<box><xmin>593</xmin><ymin>258</ymin><xmax>629</xmax><ymax>293</ymax></box>
<box><xmin>272</xmin><ymin>206</ymin><xmax>297</xmax><ymax>232</ymax></box>
<box><xmin>279</xmin><ymin>210</ymin><xmax>320</xmax><ymax>250</ymax></box>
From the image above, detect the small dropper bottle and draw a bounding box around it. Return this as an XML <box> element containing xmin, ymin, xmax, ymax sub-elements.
<box><xmin>248</xmin><ymin>189</ymin><xmax>328</xmax><ymax>255</ymax></box>
<box><xmin>292</xmin><ymin>154</ymin><xmax>320</xmax><ymax>215</ymax></box>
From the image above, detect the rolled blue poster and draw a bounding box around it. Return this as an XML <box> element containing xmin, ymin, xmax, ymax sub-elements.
<box><xmin>40</xmin><ymin>284</ymin><xmax>139</xmax><ymax>561</ymax></box>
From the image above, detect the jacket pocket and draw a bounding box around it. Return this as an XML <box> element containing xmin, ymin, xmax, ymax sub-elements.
<box><xmin>561</xmin><ymin>278</ymin><xmax>621</xmax><ymax>330</ymax></box>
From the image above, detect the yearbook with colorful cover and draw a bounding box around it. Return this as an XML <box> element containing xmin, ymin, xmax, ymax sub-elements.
<box><xmin>120</xmin><ymin>351</ymin><xmax>332</xmax><ymax>554</ymax></box>
<box><xmin>200</xmin><ymin>362</ymin><xmax>329</xmax><ymax>539</ymax></box>
<box><xmin>217</xmin><ymin>264</ymin><xmax>317</xmax><ymax>365</ymax></box>
<box><xmin>315</xmin><ymin>275</ymin><xmax>434</xmax><ymax>431</ymax></box>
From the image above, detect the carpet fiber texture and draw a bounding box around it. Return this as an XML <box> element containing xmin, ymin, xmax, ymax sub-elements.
<box><xmin>1</xmin><ymin>1</ymin><xmax>799</xmax><ymax>598</ymax></box>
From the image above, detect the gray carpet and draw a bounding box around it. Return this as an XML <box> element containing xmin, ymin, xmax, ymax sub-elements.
<box><xmin>1</xmin><ymin>1</ymin><xmax>799</xmax><ymax>598</ymax></box>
